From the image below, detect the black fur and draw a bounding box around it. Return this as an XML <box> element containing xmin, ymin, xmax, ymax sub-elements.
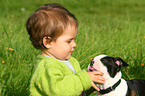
<box><xmin>100</xmin><ymin>56</ymin><xmax>128</xmax><ymax>78</ymax></box>
<box><xmin>126</xmin><ymin>79</ymin><xmax>145</xmax><ymax>96</ymax></box>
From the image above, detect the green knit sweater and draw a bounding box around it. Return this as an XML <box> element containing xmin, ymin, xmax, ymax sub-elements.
<box><xmin>30</xmin><ymin>55</ymin><xmax>91</xmax><ymax>96</ymax></box>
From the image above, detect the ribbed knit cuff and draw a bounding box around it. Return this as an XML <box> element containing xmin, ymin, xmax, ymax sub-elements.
<box><xmin>76</xmin><ymin>70</ymin><xmax>91</xmax><ymax>91</ymax></box>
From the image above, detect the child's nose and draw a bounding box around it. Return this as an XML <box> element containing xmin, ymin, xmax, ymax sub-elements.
<box><xmin>72</xmin><ymin>40</ymin><xmax>76</xmax><ymax>48</ymax></box>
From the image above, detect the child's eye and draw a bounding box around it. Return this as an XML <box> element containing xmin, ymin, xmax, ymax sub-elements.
<box><xmin>67</xmin><ymin>40</ymin><xmax>72</xmax><ymax>43</ymax></box>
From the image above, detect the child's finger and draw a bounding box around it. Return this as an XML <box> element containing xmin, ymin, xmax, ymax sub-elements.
<box><xmin>95</xmin><ymin>79</ymin><xmax>105</xmax><ymax>84</ymax></box>
<box><xmin>92</xmin><ymin>74</ymin><xmax>105</xmax><ymax>84</ymax></box>
<box><xmin>93</xmin><ymin>71</ymin><xmax>104</xmax><ymax>76</ymax></box>
<box><xmin>96</xmin><ymin>76</ymin><xmax>105</xmax><ymax>83</ymax></box>
<box><xmin>91</xmin><ymin>82</ymin><xmax>100</xmax><ymax>91</ymax></box>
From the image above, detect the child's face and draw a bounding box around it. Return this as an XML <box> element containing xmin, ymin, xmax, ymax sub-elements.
<box><xmin>46</xmin><ymin>25</ymin><xmax>77</xmax><ymax>60</ymax></box>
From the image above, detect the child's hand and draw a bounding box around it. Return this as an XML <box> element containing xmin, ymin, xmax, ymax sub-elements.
<box><xmin>88</xmin><ymin>71</ymin><xmax>105</xmax><ymax>91</ymax></box>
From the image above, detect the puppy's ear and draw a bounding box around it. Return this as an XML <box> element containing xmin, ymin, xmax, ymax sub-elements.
<box><xmin>115</xmin><ymin>57</ymin><xmax>129</xmax><ymax>67</ymax></box>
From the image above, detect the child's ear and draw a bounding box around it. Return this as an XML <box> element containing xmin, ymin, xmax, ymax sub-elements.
<box><xmin>42</xmin><ymin>36</ymin><xmax>52</xmax><ymax>49</ymax></box>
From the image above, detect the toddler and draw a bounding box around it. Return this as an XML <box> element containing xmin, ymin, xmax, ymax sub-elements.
<box><xmin>26</xmin><ymin>3</ymin><xmax>105</xmax><ymax>96</ymax></box>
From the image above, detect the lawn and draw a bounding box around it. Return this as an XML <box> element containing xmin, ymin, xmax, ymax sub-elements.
<box><xmin>0</xmin><ymin>0</ymin><xmax>145</xmax><ymax>95</ymax></box>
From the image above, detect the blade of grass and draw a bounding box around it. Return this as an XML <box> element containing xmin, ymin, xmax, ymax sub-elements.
<box><xmin>2</xmin><ymin>23</ymin><xmax>14</xmax><ymax>50</ymax></box>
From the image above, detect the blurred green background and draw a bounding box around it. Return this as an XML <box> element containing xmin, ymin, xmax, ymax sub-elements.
<box><xmin>0</xmin><ymin>0</ymin><xmax>145</xmax><ymax>95</ymax></box>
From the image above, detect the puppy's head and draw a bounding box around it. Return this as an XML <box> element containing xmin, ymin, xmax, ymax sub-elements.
<box><xmin>89</xmin><ymin>55</ymin><xmax>128</xmax><ymax>78</ymax></box>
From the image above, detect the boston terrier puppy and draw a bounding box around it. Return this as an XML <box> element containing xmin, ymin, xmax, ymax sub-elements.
<box><xmin>88</xmin><ymin>55</ymin><xmax>145</xmax><ymax>96</ymax></box>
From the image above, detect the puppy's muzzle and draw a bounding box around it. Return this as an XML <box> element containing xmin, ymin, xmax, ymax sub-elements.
<box><xmin>89</xmin><ymin>59</ymin><xmax>97</xmax><ymax>71</ymax></box>
<box><xmin>90</xmin><ymin>59</ymin><xmax>94</xmax><ymax>67</ymax></box>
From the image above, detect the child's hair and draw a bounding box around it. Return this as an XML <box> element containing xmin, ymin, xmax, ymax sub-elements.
<box><xmin>26</xmin><ymin>3</ymin><xmax>78</xmax><ymax>50</ymax></box>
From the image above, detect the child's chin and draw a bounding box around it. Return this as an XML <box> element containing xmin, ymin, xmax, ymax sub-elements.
<box><xmin>65</xmin><ymin>55</ymin><xmax>71</xmax><ymax>60</ymax></box>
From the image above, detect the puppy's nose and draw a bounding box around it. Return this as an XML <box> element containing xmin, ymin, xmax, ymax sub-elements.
<box><xmin>90</xmin><ymin>59</ymin><xmax>94</xmax><ymax>67</ymax></box>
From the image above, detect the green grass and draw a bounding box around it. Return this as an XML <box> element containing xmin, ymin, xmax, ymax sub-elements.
<box><xmin>0</xmin><ymin>0</ymin><xmax>145</xmax><ymax>95</ymax></box>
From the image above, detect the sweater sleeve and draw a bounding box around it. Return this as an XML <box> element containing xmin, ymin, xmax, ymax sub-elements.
<box><xmin>37</xmin><ymin>66</ymin><xmax>91</xmax><ymax>96</ymax></box>
<box><xmin>30</xmin><ymin>56</ymin><xmax>92</xmax><ymax>96</ymax></box>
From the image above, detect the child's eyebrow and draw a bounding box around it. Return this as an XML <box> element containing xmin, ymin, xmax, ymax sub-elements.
<box><xmin>67</xmin><ymin>38</ymin><xmax>74</xmax><ymax>41</ymax></box>
<box><xmin>68</xmin><ymin>36</ymin><xmax>77</xmax><ymax>40</ymax></box>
